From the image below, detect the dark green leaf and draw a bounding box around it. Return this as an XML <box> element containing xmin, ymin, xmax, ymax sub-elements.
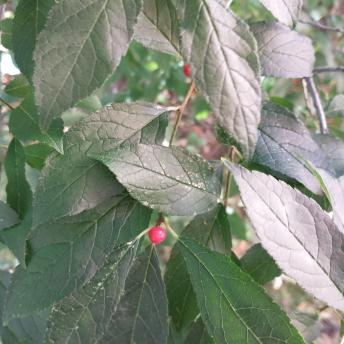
<box><xmin>241</xmin><ymin>243</ymin><xmax>281</xmax><ymax>285</ymax></box>
<box><xmin>134</xmin><ymin>0</ymin><xmax>180</xmax><ymax>55</ymax></box>
<box><xmin>24</xmin><ymin>143</ymin><xmax>54</xmax><ymax>170</ymax></box>
<box><xmin>12</xmin><ymin>0</ymin><xmax>55</xmax><ymax>80</ymax></box>
<box><xmin>0</xmin><ymin>201</ymin><xmax>19</xmax><ymax>231</ymax></box>
<box><xmin>252</xmin><ymin>22</ymin><xmax>314</xmax><ymax>78</ymax></box>
<box><xmin>46</xmin><ymin>242</ymin><xmax>138</xmax><ymax>343</ymax></box>
<box><xmin>4</xmin><ymin>195</ymin><xmax>151</xmax><ymax>322</ymax></box>
<box><xmin>9</xmin><ymin>93</ymin><xmax>64</xmax><ymax>153</ymax></box>
<box><xmin>33</xmin><ymin>0</ymin><xmax>142</xmax><ymax>129</ymax></box>
<box><xmin>252</xmin><ymin>102</ymin><xmax>330</xmax><ymax>194</ymax></box>
<box><xmin>4</xmin><ymin>74</ymin><xmax>31</xmax><ymax>99</ymax></box>
<box><xmin>226</xmin><ymin>162</ymin><xmax>344</xmax><ymax>312</ymax></box>
<box><xmin>257</xmin><ymin>0</ymin><xmax>303</xmax><ymax>27</ymax></box>
<box><xmin>178</xmin><ymin>237</ymin><xmax>305</xmax><ymax>343</ymax></box>
<box><xmin>180</xmin><ymin>0</ymin><xmax>261</xmax><ymax>157</ymax></box>
<box><xmin>166</xmin><ymin>205</ymin><xmax>231</xmax><ymax>331</ymax></box>
<box><xmin>0</xmin><ymin>18</ymin><xmax>13</xmax><ymax>50</ymax></box>
<box><xmin>96</xmin><ymin>143</ymin><xmax>221</xmax><ymax>216</ymax></box>
<box><xmin>185</xmin><ymin>318</ymin><xmax>214</xmax><ymax>344</ymax></box>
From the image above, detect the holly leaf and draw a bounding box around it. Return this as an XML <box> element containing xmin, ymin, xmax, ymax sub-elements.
<box><xmin>252</xmin><ymin>22</ymin><xmax>315</xmax><ymax>78</ymax></box>
<box><xmin>4</xmin><ymin>195</ymin><xmax>151</xmax><ymax>322</ymax></box>
<box><xmin>134</xmin><ymin>0</ymin><xmax>180</xmax><ymax>55</ymax></box>
<box><xmin>12</xmin><ymin>0</ymin><xmax>55</xmax><ymax>80</ymax></box>
<box><xmin>252</xmin><ymin>102</ymin><xmax>330</xmax><ymax>194</ymax></box>
<box><xmin>178</xmin><ymin>237</ymin><xmax>305</xmax><ymax>343</ymax></box>
<box><xmin>0</xmin><ymin>201</ymin><xmax>19</xmax><ymax>231</ymax></box>
<box><xmin>180</xmin><ymin>0</ymin><xmax>261</xmax><ymax>157</ymax></box>
<box><xmin>33</xmin><ymin>0</ymin><xmax>142</xmax><ymax>129</ymax></box>
<box><xmin>257</xmin><ymin>0</ymin><xmax>303</xmax><ymax>27</ymax></box>
<box><xmin>96</xmin><ymin>143</ymin><xmax>221</xmax><ymax>216</ymax></box>
<box><xmin>240</xmin><ymin>243</ymin><xmax>281</xmax><ymax>285</ymax></box>
<box><xmin>226</xmin><ymin>162</ymin><xmax>344</xmax><ymax>312</ymax></box>
<box><xmin>166</xmin><ymin>204</ymin><xmax>231</xmax><ymax>331</ymax></box>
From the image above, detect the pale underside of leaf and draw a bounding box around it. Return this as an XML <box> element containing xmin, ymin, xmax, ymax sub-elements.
<box><xmin>33</xmin><ymin>0</ymin><xmax>142</xmax><ymax>129</ymax></box>
<box><xmin>181</xmin><ymin>0</ymin><xmax>261</xmax><ymax>157</ymax></box>
<box><xmin>258</xmin><ymin>0</ymin><xmax>303</xmax><ymax>27</ymax></box>
<box><xmin>97</xmin><ymin>143</ymin><xmax>221</xmax><ymax>216</ymax></box>
<box><xmin>252</xmin><ymin>22</ymin><xmax>315</xmax><ymax>78</ymax></box>
<box><xmin>227</xmin><ymin>162</ymin><xmax>344</xmax><ymax>311</ymax></box>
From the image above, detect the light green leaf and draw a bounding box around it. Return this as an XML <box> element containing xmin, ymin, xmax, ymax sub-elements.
<box><xmin>180</xmin><ymin>0</ymin><xmax>261</xmax><ymax>157</ymax></box>
<box><xmin>96</xmin><ymin>143</ymin><xmax>221</xmax><ymax>216</ymax></box>
<box><xmin>33</xmin><ymin>0</ymin><xmax>142</xmax><ymax>129</ymax></box>
<box><xmin>178</xmin><ymin>237</ymin><xmax>305</xmax><ymax>343</ymax></box>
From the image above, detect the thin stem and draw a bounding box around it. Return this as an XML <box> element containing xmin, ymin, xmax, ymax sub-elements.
<box><xmin>313</xmin><ymin>66</ymin><xmax>344</xmax><ymax>74</ymax></box>
<box><xmin>303</xmin><ymin>77</ymin><xmax>328</xmax><ymax>134</ymax></box>
<box><xmin>0</xmin><ymin>97</ymin><xmax>14</xmax><ymax>110</ymax></box>
<box><xmin>169</xmin><ymin>81</ymin><xmax>196</xmax><ymax>146</ymax></box>
<box><xmin>299</xmin><ymin>19</ymin><xmax>344</xmax><ymax>35</ymax></box>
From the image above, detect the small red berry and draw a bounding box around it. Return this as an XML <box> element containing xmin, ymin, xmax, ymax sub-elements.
<box><xmin>148</xmin><ymin>226</ymin><xmax>167</xmax><ymax>245</ymax></box>
<box><xmin>183</xmin><ymin>64</ymin><xmax>191</xmax><ymax>78</ymax></box>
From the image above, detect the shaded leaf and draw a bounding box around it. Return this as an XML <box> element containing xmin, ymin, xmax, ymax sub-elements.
<box><xmin>4</xmin><ymin>195</ymin><xmax>151</xmax><ymax>322</ymax></box>
<box><xmin>252</xmin><ymin>102</ymin><xmax>330</xmax><ymax>194</ymax></box>
<box><xmin>46</xmin><ymin>242</ymin><xmax>138</xmax><ymax>344</ymax></box>
<box><xmin>180</xmin><ymin>0</ymin><xmax>261</xmax><ymax>157</ymax></box>
<box><xmin>252</xmin><ymin>22</ymin><xmax>314</xmax><ymax>78</ymax></box>
<box><xmin>178</xmin><ymin>237</ymin><xmax>305</xmax><ymax>343</ymax></box>
<box><xmin>134</xmin><ymin>0</ymin><xmax>180</xmax><ymax>55</ymax></box>
<box><xmin>9</xmin><ymin>93</ymin><xmax>64</xmax><ymax>153</ymax></box>
<box><xmin>185</xmin><ymin>318</ymin><xmax>214</xmax><ymax>344</ymax></box>
<box><xmin>4</xmin><ymin>74</ymin><xmax>31</xmax><ymax>99</ymax></box>
<box><xmin>241</xmin><ymin>243</ymin><xmax>281</xmax><ymax>285</ymax></box>
<box><xmin>96</xmin><ymin>143</ymin><xmax>221</xmax><ymax>216</ymax></box>
<box><xmin>0</xmin><ymin>201</ymin><xmax>19</xmax><ymax>231</ymax></box>
<box><xmin>33</xmin><ymin>0</ymin><xmax>142</xmax><ymax>129</ymax></box>
<box><xmin>258</xmin><ymin>0</ymin><xmax>303</xmax><ymax>27</ymax></box>
<box><xmin>12</xmin><ymin>0</ymin><xmax>55</xmax><ymax>80</ymax></box>
<box><xmin>24</xmin><ymin>143</ymin><xmax>54</xmax><ymax>170</ymax></box>
<box><xmin>166</xmin><ymin>204</ymin><xmax>231</xmax><ymax>331</ymax></box>
<box><xmin>226</xmin><ymin>162</ymin><xmax>344</xmax><ymax>312</ymax></box>
<box><xmin>0</xmin><ymin>18</ymin><xmax>12</xmax><ymax>50</ymax></box>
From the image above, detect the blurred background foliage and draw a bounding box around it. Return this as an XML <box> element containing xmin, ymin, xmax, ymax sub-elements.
<box><xmin>0</xmin><ymin>0</ymin><xmax>343</xmax><ymax>343</ymax></box>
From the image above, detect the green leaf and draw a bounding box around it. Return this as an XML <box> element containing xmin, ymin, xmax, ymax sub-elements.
<box><xmin>252</xmin><ymin>102</ymin><xmax>330</xmax><ymax>194</ymax></box>
<box><xmin>4</xmin><ymin>74</ymin><xmax>31</xmax><ymax>99</ymax></box>
<box><xmin>4</xmin><ymin>139</ymin><xmax>32</xmax><ymax>219</ymax></box>
<box><xmin>4</xmin><ymin>195</ymin><xmax>151</xmax><ymax>322</ymax></box>
<box><xmin>185</xmin><ymin>318</ymin><xmax>214</xmax><ymax>344</ymax></box>
<box><xmin>46</xmin><ymin>242</ymin><xmax>139</xmax><ymax>343</ymax></box>
<box><xmin>252</xmin><ymin>22</ymin><xmax>315</xmax><ymax>78</ymax></box>
<box><xmin>9</xmin><ymin>93</ymin><xmax>64</xmax><ymax>153</ymax></box>
<box><xmin>240</xmin><ymin>243</ymin><xmax>281</xmax><ymax>285</ymax></box>
<box><xmin>180</xmin><ymin>0</ymin><xmax>261</xmax><ymax>157</ymax></box>
<box><xmin>96</xmin><ymin>143</ymin><xmax>221</xmax><ymax>216</ymax></box>
<box><xmin>0</xmin><ymin>201</ymin><xmax>19</xmax><ymax>231</ymax></box>
<box><xmin>178</xmin><ymin>237</ymin><xmax>305</xmax><ymax>343</ymax></box>
<box><xmin>12</xmin><ymin>0</ymin><xmax>55</xmax><ymax>80</ymax></box>
<box><xmin>0</xmin><ymin>18</ymin><xmax>13</xmax><ymax>50</ymax></box>
<box><xmin>226</xmin><ymin>162</ymin><xmax>344</xmax><ymax>312</ymax></box>
<box><xmin>98</xmin><ymin>245</ymin><xmax>168</xmax><ymax>343</ymax></box>
<box><xmin>166</xmin><ymin>205</ymin><xmax>231</xmax><ymax>331</ymax></box>
<box><xmin>257</xmin><ymin>0</ymin><xmax>302</xmax><ymax>27</ymax></box>
<box><xmin>33</xmin><ymin>0</ymin><xmax>142</xmax><ymax>130</ymax></box>
<box><xmin>134</xmin><ymin>0</ymin><xmax>180</xmax><ymax>55</ymax></box>
<box><xmin>24</xmin><ymin>143</ymin><xmax>54</xmax><ymax>170</ymax></box>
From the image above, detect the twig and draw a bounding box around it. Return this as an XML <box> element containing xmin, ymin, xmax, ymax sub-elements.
<box><xmin>303</xmin><ymin>77</ymin><xmax>328</xmax><ymax>134</ymax></box>
<box><xmin>299</xmin><ymin>19</ymin><xmax>344</xmax><ymax>35</ymax></box>
<box><xmin>313</xmin><ymin>66</ymin><xmax>344</xmax><ymax>74</ymax></box>
<box><xmin>0</xmin><ymin>97</ymin><xmax>14</xmax><ymax>110</ymax></box>
<box><xmin>169</xmin><ymin>81</ymin><xmax>196</xmax><ymax>146</ymax></box>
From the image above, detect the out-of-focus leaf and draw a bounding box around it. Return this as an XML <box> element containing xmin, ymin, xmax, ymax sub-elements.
<box><xmin>96</xmin><ymin>143</ymin><xmax>221</xmax><ymax>216</ymax></box>
<box><xmin>33</xmin><ymin>0</ymin><xmax>142</xmax><ymax>129</ymax></box>
<box><xmin>4</xmin><ymin>75</ymin><xmax>31</xmax><ymax>99</ymax></box>
<box><xmin>252</xmin><ymin>102</ymin><xmax>330</xmax><ymax>194</ymax></box>
<box><xmin>0</xmin><ymin>18</ymin><xmax>13</xmax><ymax>50</ymax></box>
<box><xmin>0</xmin><ymin>201</ymin><xmax>19</xmax><ymax>231</ymax></box>
<box><xmin>258</xmin><ymin>0</ymin><xmax>303</xmax><ymax>27</ymax></box>
<box><xmin>178</xmin><ymin>237</ymin><xmax>305</xmax><ymax>343</ymax></box>
<box><xmin>252</xmin><ymin>22</ymin><xmax>314</xmax><ymax>78</ymax></box>
<box><xmin>241</xmin><ymin>243</ymin><xmax>281</xmax><ymax>285</ymax></box>
<box><xmin>180</xmin><ymin>0</ymin><xmax>261</xmax><ymax>157</ymax></box>
<box><xmin>12</xmin><ymin>0</ymin><xmax>55</xmax><ymax>80</ymax></box>
<box><xmin>289</xmin><ymin>312</ymin><xmax>320</xmax><ymax>343</ymax></box>
<box><xmin>226</xmin><ymin>162</ymin><xmax>344</xmax><ymax>312</ymax></box>
<box><xmin>327</xmin><ymin>94</ymin><xmax>344</xmax><ymax>117</ymax></box>
<box><xmin>185</xmin><ymin>318</ymin><xmax>214</xmax><ymax>344</ymax></box>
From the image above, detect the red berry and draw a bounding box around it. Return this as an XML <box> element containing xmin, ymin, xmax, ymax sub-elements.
<box><xmin>148</xmin><ymin>226</ymin><xmax>167</xmax><ymax>245</ymax></box>
<box><xmin>183</xmin><ymin>64</ymin><xmax>191</xmax><ymax>78</ymax></box>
